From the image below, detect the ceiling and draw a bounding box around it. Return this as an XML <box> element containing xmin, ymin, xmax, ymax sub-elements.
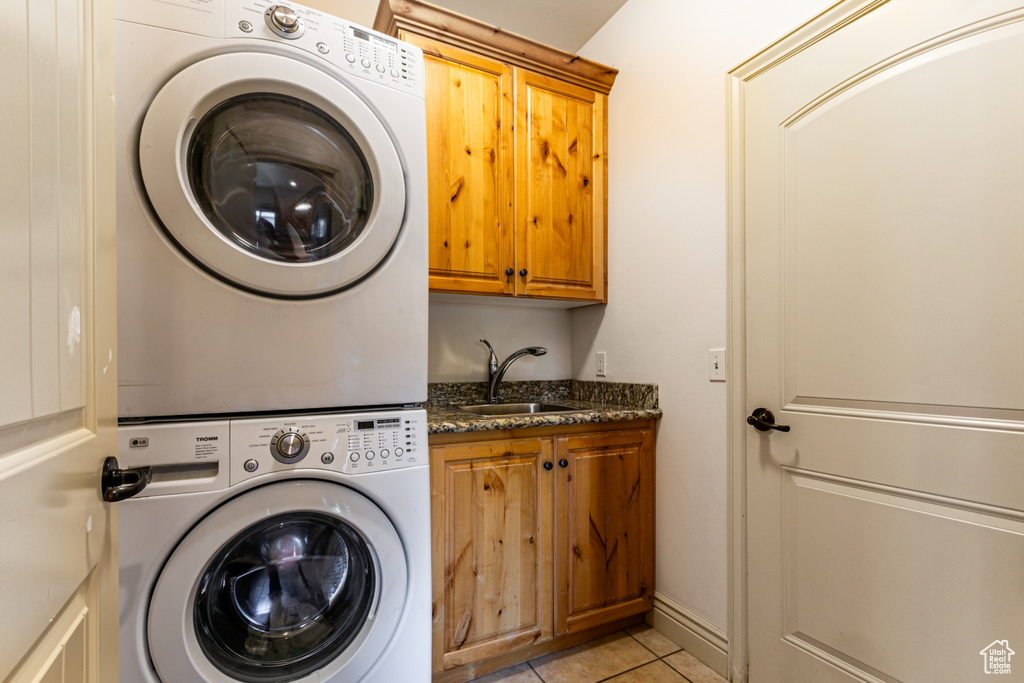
<box><xmin>328</xmin><ymin>0</ymin><xmax>628</xmax><ymax>53</ymax></box>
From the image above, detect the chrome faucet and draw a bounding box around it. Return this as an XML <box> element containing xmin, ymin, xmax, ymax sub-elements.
<box><xmin>480</xmin><ymin>339</ymin><xmax>548</xmax><ymax>404</ymax></box>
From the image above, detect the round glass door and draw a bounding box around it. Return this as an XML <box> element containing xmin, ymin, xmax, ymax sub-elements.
<box><xmin>194</xmin><ymin>513</ymin><xmax>375</xmax><ymax>681</ymax></box>
<box><xmin>139</xmin><ymin>52</ymin><xmax>407</xmax><ymax>298</ymax></box>
<box><xmin>187</xmin><ymin>94</ymin><xmax>374</xmax><ymax>266</ymax></box>
<box><xmin>147</xmin><ymin>480</ymin><xmax>408</xmax><ymax>683</ymax></box>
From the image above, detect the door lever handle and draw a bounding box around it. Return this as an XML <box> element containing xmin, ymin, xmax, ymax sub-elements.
<box><xmin>747</xmin><ymin>408</ymin><xmax>791</xmax><ymax>432</ymax></box>
<box><xmin>102</xmin><ymin>457</ymin><xmax>152</xmax><ymax>502</ymax></box>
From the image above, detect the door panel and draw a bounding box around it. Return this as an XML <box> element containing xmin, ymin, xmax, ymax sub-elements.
<box><xmin>0</xmin><ymin>0</ymin><xmax>117</xmax><ymax>680</ymax></box>
<box><xmin>733</xmin><ymin>2</ymin><xmax>1024</xmax><ymax>681</ymax></box>
<box><xmin>782</xmin><ymin>470</ymin><xmax>1023</xmax><ymax>681</ymax></box>
<box><xmin>784</xmin><ymin>27</ymin><xmax>1024</xmax><ymax>417</ymax></box>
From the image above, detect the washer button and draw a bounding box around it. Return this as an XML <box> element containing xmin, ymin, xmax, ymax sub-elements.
<box><xmin>395</xmin><ymin>447</ymin><xmax>404</xmax><ymax>456</ymax></box>
<box><xmin>316</xmin><ymin>42</ymin><xmax>330</xmax><ymax>54</ymax></box>
<box><xmin>244</xmin><ymin>459</ymin><xmax>258</xmax><ymax>472</ymax></box>
<box><xmin>360</xmin><ymin>58</ymin><xmax>371</xmax><ymax>68</ymax></box>
<box><xmin>350</xmin><ymin>452</ymin><xmax>360</xmax><ymax>462</ymax></box>
<box><xmin>322</xmin><ymin>452</ymin><xmax>335</xmax><ymax>464</ymax></box>
<box><xmin>269</xmin><ymin>6</ymin><xmax>299</xmax><ymax>32</ymax></box>
<box><xmin>381</xmin><ymin>449</ymin><xmax>390</xmax><ymax>458</ymax></box>
<box><xmin>239</xmin><ymin>20</ymin><xmax>254</xmax><ymax>33</ymax></box>
<box><xmin>346</xmin><ymin>53</ymin><xmax>356</xmax><ymax>63</ymax></box>
<box><xmin>366</xmin><ymin>450</ymin><xmax>375</xmax><ymax>460</ymax></box>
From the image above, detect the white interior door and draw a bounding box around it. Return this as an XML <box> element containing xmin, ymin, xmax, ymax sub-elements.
<box><xmin>730</xmin><ymin>1</ymin><xmax>1024</xmax><ymax>681</ymax></box>
<box><xmin>0</xmin><ymin>0</ymin><xmax>118</xmax><ymax>680</ymax></box>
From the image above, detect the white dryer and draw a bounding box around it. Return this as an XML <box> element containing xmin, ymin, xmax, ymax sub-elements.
<box><xmin>115</xmin><ymin>0</ymin><xmax>428</xmax><ymax>419</ymax></box>
<box><xmin>116</xmin><ymin>408</ymin><xmax>430</xmax><ymax>682</ymax></box>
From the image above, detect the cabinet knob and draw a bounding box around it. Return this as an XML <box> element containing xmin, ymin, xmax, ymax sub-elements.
<box><xmin>543</xmin><ymin>461</ymin><xmax>553</xmax><ymax>471</ymax></box>
<box><xmin>519</xmin><ymin>268</ymin><xmax>528</xmax><ymax>277</ymax></box>
<box><xmin>505</xmin><ymin>267</ymin><xmax>514</xmax><ymax>276</ymax></box>
<box><xmin>558</xmin><ymin>459</ymin><xmax>568</xmax><ymax>468</ymax></box>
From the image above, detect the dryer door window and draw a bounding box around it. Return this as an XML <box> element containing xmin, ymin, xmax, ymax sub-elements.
<box><xmin>193</xmin><ymin>512</ymin><xmax>376</xmax><ymax>682</ymax></box>
<box><xmin>139</xmin><ymin>52</ymin><xmax>408</xmax><ymax>298</ymax></box>
<box><xmin>188</xmin><ymin>94</ymin><xmax>374</xmax><ymax>265</ymax></box>
<box><xmin>147</xmin><ymin>480</ymin><xmax>408</xmax><ymax>683</ymax></box>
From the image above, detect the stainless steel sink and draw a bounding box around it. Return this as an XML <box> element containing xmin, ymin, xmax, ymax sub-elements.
<box><xmin>457</xmin><ymin>402</ymin><xmax>578</xmax><ymax>417</ymax></box>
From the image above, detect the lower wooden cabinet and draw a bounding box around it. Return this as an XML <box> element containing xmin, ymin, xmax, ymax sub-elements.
<box><xmin>429</xmin><ymin>421</ymin><xmax>655</xmax><ymax>679</ymax></box>
<box><xmin>554</xmin><ymin>429</ymin><xmax>655</xmax><ymax>634</ymax></box>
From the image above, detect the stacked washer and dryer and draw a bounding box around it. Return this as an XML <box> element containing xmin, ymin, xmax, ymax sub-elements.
<box><xmin>112</xmin><ymin>1</ymin><xmax>430</xmax><ymax>681</ymax></box>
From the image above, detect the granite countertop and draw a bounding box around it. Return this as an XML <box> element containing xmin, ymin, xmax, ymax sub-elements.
<box><xmin>426</xmin><ymin>380</ymin><xmax>661</xmax><ymax>435</ymax></box>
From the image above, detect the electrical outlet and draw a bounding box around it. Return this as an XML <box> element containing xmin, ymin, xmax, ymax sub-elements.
<box><xmin>709</xmin><ymin>348</ymin><xmax>726</xmax><ymax>381</ymax></box>
<box><xmin>596</xmin><ymin>351</ymin><xmax>607</xmax><ymax>377</ymax></box>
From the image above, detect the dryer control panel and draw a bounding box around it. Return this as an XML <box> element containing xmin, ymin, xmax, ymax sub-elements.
<box><xmin>232</xmin><ymin>0</ymin><xmax>423</xmax><ymax>96</ymax></box>
<box><xmin>230</xmin><ymin>408</ymin><xmax>427</xmax><ymax>484</ymax></box>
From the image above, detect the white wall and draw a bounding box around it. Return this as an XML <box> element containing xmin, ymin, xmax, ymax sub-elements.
<box><xmin>428</xmin><ymin>300</ymin><xmax>572</xmax><ymax>383</ymax></box>
<box><xmin>574</xmin><ymin>0</ymin><xmax>833</xmax><ymax>632</ymax></box>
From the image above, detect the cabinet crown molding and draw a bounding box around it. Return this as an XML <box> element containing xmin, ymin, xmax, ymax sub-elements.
<box><xmin>373</xmin><ymin>0</ymin><xmax>618</xmax><ymax>94</ymax></box>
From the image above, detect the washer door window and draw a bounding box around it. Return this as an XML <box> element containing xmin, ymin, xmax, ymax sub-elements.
<box><xmin>194</xmin><ymin>513</ymin><xmax>374</xmax><ymax>681</ymax></box>
<box><xmin>147</xmin><ymin>481</ymin><xmax>409</xmax><ymax>683</ymax></box>
<box><xmin>140</xmin><ymin>52</ymin><xmax>406</xmax><ymax>298</ymax></box>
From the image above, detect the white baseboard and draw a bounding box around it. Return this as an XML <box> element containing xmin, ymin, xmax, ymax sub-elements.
<box><xmin>649</xmin><ymin>593</ymin><xmax>730</xmax><ymax>680</ymax></box>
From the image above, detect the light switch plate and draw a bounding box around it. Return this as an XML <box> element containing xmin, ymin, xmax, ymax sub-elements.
<box><xmin>709</xmin><ymin>349</ymin><xmax>726</xmax><ymax>381</ymax></box>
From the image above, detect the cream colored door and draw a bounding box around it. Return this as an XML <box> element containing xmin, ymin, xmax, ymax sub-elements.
<box><xmin>731</xmin><ymin>1</ymin><xmax>1024</xmax><ymax>681</ymax></box>
<box><xmin>0</xmin><ymin>0</ymin><xmax>118</xmax><ymax>681</ymax></box>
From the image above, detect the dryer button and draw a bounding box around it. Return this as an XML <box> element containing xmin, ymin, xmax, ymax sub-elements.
<box><xmin>238</xmin><ymin>20</ymin><xmax>254</xmax><ymax>33</ymax></box>
<box><xmin>317</xmin><ymin>42</ymin><xmax>330</xmax><ymax>55</ymax></box>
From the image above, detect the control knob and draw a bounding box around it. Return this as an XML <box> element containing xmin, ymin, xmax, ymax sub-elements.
<box><xmin>265</xmin><ymin>6</ymin><xmax>305</xmax><ymax>39</ymax></box>
<box><xmin>270</xmin><ymin>429</ymin><xmax>310</xmax><ymax>464</ymax></box>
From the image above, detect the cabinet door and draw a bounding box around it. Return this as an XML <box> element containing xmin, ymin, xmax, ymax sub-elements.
<box><xmin>515</xmin><ymin>70</ymin><xmax>607</xmax><ymax>302</ymax></box>
<box><xmin>431</xmin><ymin>438</ymin><xmax>554</xmax><ymax>671</ymax></box>
<box><xmin>406</xmin><ymin>36</ymin><xmax>515</xmax><ymax>295</ymax></box>
<box><xmin>554</xmin><ymin>428</ymin><xmax>654</xmax><ymax>634</ymax></box>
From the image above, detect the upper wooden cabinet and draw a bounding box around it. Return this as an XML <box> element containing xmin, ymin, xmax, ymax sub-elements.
<box><xmin>375</xmin><ymin>0</ymin><xmax>616</xmax><ymax>303</ymax></box>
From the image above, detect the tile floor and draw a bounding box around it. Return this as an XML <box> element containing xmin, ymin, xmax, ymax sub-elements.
<box><xmin>467</xmin><ymin>625</ymin><xmax>728</xmax><ymax>683</ymax></box>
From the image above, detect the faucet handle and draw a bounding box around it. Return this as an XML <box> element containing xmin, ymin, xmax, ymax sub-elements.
<box><xmin>479</xmin><ymin>339</ymin><xmax>498</xmax><ymax>375</ymax></box>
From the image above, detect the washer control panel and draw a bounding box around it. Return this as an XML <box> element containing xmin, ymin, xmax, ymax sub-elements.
<box><xmin>230</xmin><ymin>408</ymin><xmax>426</xmax><ymax>484</ymax></box>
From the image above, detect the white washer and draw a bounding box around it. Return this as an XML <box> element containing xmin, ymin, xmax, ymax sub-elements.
<box><xmin>115</xmin><ymin>0</ymin><xmax>428</xmax><ymax>419</ymax></box>
<box><xmin>117</xmin><ymin>408</ymin><xmax>430</xmax><ymax>682</ymax></box>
